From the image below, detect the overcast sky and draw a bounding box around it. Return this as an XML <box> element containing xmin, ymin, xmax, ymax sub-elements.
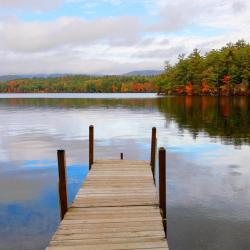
<box><xmin>0</xmin><ymin>0</ymin><xmax>249</xmax><ymax>75</ymax></box>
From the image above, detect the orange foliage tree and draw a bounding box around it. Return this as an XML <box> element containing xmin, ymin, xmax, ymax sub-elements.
<box><xmin>185</xmin><ymin>82</ymin><xmax>193</xmax><ymax>95</ymax></box>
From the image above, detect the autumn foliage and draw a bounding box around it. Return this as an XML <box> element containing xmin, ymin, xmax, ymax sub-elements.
<box><xmin>0</xmin><ymin>76</ymin><xmax>156</xmax><ymax>93</ymax></box>
<box><xmin>156</xmin><ymin>40</ymin><xmax>250</xmax><ymax>96</ymax></box>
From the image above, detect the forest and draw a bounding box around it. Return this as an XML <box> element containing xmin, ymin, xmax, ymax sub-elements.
<box><xmin>156</xmin><ymin>40</ymin><xmax>250</xmax><ymax>95</ymax></box>
<box><xmin>0</xmin><ymin>75</ymin><xmax>155</xmax><ymax>93</ymax></box>
<box><xmin>0</xmin><ymin>40</ymin><xmax>249</xmax><ymax>95</ymax></box>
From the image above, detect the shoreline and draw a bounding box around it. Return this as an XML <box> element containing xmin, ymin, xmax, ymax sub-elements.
<box><xmin>157</xmin><ymin>93</ymin><xmax>250</xmax><ymax>97</ymax></box>
<box><xmin>0</xmin><ymin>91</ymin><xmax>249</xmax><ymax>96</ymax></box>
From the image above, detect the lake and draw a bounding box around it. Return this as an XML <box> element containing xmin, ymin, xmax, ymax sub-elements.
<box><xmin>0</xmin><ymin>93</ymin><xmax>250</xmax><ymax>250</ymax></box>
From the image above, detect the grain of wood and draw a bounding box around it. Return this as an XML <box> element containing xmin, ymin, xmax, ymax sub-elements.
<box><xmin>46</xmin><ymin>160</ymin><xmax>168</xmax><ymax>250</ymax></box>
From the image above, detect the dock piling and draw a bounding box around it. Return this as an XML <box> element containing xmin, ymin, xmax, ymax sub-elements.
<box><xmin>89</xmin><ymin>125</ymin><xmax>94</xmax><ymax>170</ymax></box>
<box><xmin>150</xmin><ymin>127</ymin><xmax>157</xmax><ymax>179</ymax></box>
<box><xmin>159</xmin><ymin>147</ymin><xmax>167</xmax><ymax>235</ymax></box>
<box><xmin>57</xmin><ymin>149</ymin><xmax>68</xmax><ymax>220</ymax></box>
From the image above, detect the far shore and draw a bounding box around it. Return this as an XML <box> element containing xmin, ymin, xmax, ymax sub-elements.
<box><xmin>0</xmin><ymin>91</ymin><xmax>249</xmax><ymax>97</ymax></box>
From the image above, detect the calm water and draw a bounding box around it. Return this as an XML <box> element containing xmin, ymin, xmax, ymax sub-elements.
<box><xmin>0</xmin><ymin>93</ymin><xmax>250</xmax><ymax>250</ymax></box>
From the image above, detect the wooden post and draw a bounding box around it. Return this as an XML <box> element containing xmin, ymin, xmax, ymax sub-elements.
<box><xmin>57</xmin><ymin>150</ymin><xmax>68</xmax><ymax>220</ymax></box>
<box><xmin>120</xmin><ymin>153</ymin><xmax>124</xmax><ymax>160</ymax></box>
<box><xmin>89</xmin><ymin>125</ymin><xmax>94</xmax><ymax>170</ymax></box>
<box><xmin>150</xmin><ymin>127</ymin><xmax>157</xmax><ymax>179</ymax></box>
<box><xmin>159</xmin><ymin>147</ymin><xmax>167</xmax><ymax>236</ymax></box>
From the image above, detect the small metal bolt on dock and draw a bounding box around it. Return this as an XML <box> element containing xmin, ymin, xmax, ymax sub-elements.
<box><xmin>46</xmin><ymin>126</ymin><xmax>169</xmax><ymax>250</ymax></box>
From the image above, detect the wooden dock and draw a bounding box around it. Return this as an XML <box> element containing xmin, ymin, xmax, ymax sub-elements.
<box><xmin>46</xmin><ymin>127</ymin><xmax>168</xmax><ymax>250</ymax></box>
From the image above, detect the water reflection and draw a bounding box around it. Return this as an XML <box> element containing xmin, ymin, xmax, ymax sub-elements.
<box><xmin>168</xmin><ymin>153</ymin><xmax>250</xmax><ymax>250</ymax></box>
<box><xmin>1</xmin><ymin>95</ymin><xmax>249</xmax><ymax>147</ymax></box>
<box><xmin>158</xmin><ymin>96</ymin><xmax>250</xmax><ymax>146</ymax></box>
<box><xmin>0</xmin><ymin>164</ymin><xmax>88</xmax><ymax>250</ymax></box>
<box><xmin>0</xmin><ymin>95</ymin><xmax>250</xmax><ymax>250</ymax></box>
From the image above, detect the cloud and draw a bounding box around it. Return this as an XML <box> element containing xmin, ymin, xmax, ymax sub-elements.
<box><xmin>232</xmin><ymin>1</ymin><xmax>247</xmax><ymax>13</ymax></box>
<box><xmin>66</xmin><ymin>0</ymin><xmax>149</xmax><ymax>6</ymax></box>
<box><xmin>0</xmin><ymin>0</ymin><xmax>61</xmax><ymax>11</ymax></box>
<box><xmin>150</xmin><ymin>0</ymin><xmax>250</xmax><ymax>32</ymax></box>
<box><xmin>0</xmin><ymin>48</ymin><xmax>164</xmax><ymax>75</ymax></box>
<box><xmin>0</xmin><ymin>16</ymin><xmax>141</xmax><ymax>52</ymax></box>
<box><xmin>0</xmin><ymin>0</ymin><xmax>249</xmax><ymax>74</ymax></box>
<box><xmin>150</xmin><ymin>1</ymin><xmax>203</xmax><ymax>32</ymax></box>
<box><xmin>133</xmin><ymin>47</ymin><xmax>185</xmax><ymax>59</ymax></box>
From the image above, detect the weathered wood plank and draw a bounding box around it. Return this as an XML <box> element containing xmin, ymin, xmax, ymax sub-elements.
<box><xmin>53</xmin><ymin>230</ymin><xmax>165</xmax><ymax>240</ymax></box>
<box><xmin>47</xmin><ymin>241</ymin><xmax>167</xmax><ymax>250</ymax></box>
<box><xmin>94</xmin><ymin>160</ymin><xmax>149</xmax><ymax>164</ymax></box>
<box><xmin>49</xmin><ymin>236</ymin><xmax>166</xmax><ymax>245</ymax></box>
<box><xmin>58</xmin><ymin>220</ymin><xmax>163</xmax><ymax>230</ymax></box>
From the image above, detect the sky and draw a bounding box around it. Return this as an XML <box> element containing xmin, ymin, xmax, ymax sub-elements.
<box><xmin>0</xmin><ymin>0</ymin><xmax>249</xmax><ymax>75</ymax></box>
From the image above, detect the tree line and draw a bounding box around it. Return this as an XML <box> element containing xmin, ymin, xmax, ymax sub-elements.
<box><xmin>0</xmin><ymin>75</ymin><xmax>155</xmax><ymax>93</ymax></box>
<box><xmin>156</xmin><ymin>40</ymin><xmax>250</xmax><ymax>95</ymax></box>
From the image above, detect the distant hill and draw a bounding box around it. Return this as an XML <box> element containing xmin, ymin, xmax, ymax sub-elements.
<box><xmin>0</xmin><ymin>74</ymin><xmax>71</xmax><ymax>82</ymax></box>
<box><xmin>0</xmin><ymin>75</ymin><xmax>21</xmax><ymax>82</ymax></box>
<box><xmin>123</xmin><ymin>70</ymin><xmax>162</xmax><ymax>76</ymax></box>
<box><xmin>0</xmin><ymin>71</ymin><xmax>162</xmax><ymax>82</ymax></box>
